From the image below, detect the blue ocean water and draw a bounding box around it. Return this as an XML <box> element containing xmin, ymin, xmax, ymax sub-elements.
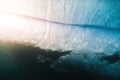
<box><xmin>0</xmin><ymin>0</ymin><xmax>120</xmax><ymax>80</ymax></box>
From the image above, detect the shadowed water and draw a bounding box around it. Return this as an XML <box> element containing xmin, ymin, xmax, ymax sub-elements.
<box><xmin>0</xmin><ymin>41</ymin><xmax>120</xmax><ymax>80</ymax></box>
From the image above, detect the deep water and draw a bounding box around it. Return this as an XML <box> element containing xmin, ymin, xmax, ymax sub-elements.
<box><xmin>0</xmin><ymin>0</ymin><xmax>120</xmax><ymax>80</ymax></box>
<box><xmin>0</xmin><ymin>41</ymin><xmax>120</xmax><ymax>80</ymax></box>
<box><xmin>0</xmin><ymin>41</ymin><xmax>70</xmax><ymax>80</ymax></box>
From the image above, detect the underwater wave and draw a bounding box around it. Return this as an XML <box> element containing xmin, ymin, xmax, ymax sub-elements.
<box><xmin>0</xmin><ymin>11</ymin><xmax>120</xmax><ymax>80</ymax></box>
<box><xmin>0</xmin><ymin>40</ymin><xmax>120</xmax><ymax>80</ymax></box>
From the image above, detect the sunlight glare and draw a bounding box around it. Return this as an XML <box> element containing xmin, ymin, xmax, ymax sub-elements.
<box><xmin>0</xmin><ymin>12</ymin><xmax>28</xmax><ymax>29</ymax></box>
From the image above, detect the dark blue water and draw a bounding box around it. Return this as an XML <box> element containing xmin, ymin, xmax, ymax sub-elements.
<box><xmin>0</xmin><ymin>41</ymin><xmax>120</xmax><ymax>80</ymax></box>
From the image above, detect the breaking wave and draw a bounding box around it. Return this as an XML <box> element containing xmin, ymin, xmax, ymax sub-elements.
<box><xmin>0</xmin><ymin>40</ymin><xmax>120</xmax><ymax>80</ymax></box>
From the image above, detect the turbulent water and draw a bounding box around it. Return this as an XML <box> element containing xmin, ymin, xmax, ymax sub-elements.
<box><xmin>0</xmin><ymin>0</ymin><xmax>120</xmax><ymax>80</ymax></box>
<box><xmin>0</xmin><ymin>0</ymin><xmax>120</xmax><ymax>28</ymax></box>
<box><xmin>0</xmin><ymin>20</ymin><xmax>120</xmax><ymax>80</ymax></box>
<box><xmin>0</xmin><ymin>40</ymin><xmax>119</xmax><ymax>80</ymax></box>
